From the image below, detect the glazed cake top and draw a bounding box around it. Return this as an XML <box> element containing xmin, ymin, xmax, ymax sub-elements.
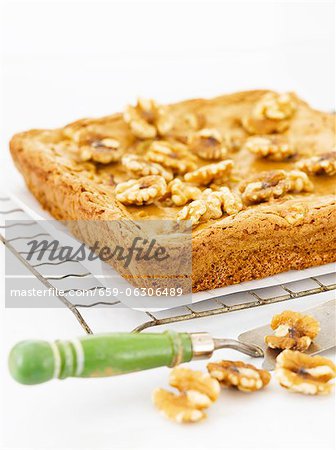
<box><xmin>12</xmin><ymin>90</ymin><xmax>336</xmax><ymax>228</ymax></box>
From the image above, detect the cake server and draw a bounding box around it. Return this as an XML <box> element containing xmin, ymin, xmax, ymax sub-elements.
<box><xmin>238</xmin><ymin>299</ymin><xmax>336</xmax><ymax>371</ymax></box>
<box><xmin>8</xmin><ymin>331</ymin><xmax>263</xmax><ymax>385</ymax></box>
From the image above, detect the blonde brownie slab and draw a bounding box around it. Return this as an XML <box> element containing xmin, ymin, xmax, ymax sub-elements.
<box><xmin>10</xmin><ymin>90</ymin><xmax>336</xmax><ymax>292</ymax></box>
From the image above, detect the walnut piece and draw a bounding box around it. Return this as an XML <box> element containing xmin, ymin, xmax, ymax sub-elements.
<box><xmin>296</xmin><ymin>152</ymin><xmax>336</xmax><ymax>176</ymax></box>
<box><xmin>275</xmin><ymin>350</ymin><xmax>336</xmax><ymax>395</ymax></box>
<box><xmin>242</xmin><ymin>92</ymin><xmax>297</xmax><ymax>135</ymax></box>
<box><xmin>265</xmin><ymin>310</ymin><xmax>320</xmax><ymax>351</ymax></box>
<box><xmin>188</xmin><ymin>129</ymin><xmax>228</xmax><ymax>160</ymax></box>
<box><xmin>152</xmin><ymin>389</ymin><xmax>206</xmax><ymax>423</ymax></box>
<box><xmin>79</xmin><ymin>138</ymin><xmax>122</xmax><ymax>164</ymax></box>
<box><xmin>200</xmin><ymin>189</ymin><xmax>224</xmax><ymax>221</ymax></box>
<box><xmin>184</xmin><ymin>160</ymin><xmax>234</xmax><ymax>185</ymax></box>
<box><xmin>201</xmin><ymin>187</ymin><xmax>243</xmax><ymax>220</ymax></box>
<box><xmin>146</xmin><ymin>140</ymin><xmax>197</xmax><ymax>174</ymax></box>
<box><xmin>207</xmin><ymin>360</ymin><xmax>271</xmax><ymax>392</ymax></box>
<box><xmin>177</xmin><ymin>199</ymin><xmax>207</xmax><ymax>226</ymax></box>
<box><xmin>212</xmin><ymin>187</ymin><xmax>244</xmax><ymax>216</ymax></box>
<box><xmin>240</xmin><ymin>169</ymin><xmax>313</xmax><ymax>205</ymax></box>
<box><xmin>168</xmin><ymin>179</ymin><xmax>202</xmax><ymax>206</ymax></box>
<box><xmin>177</xmin><ymin>187</ymin><xmax>242</xmax><ymax>226</ymax></box>
<box><xmin>169</xmin><ymin>367</ymin><xmax>220</xmax><ymax>408</ymax></box>
<box><xmin>153</xmin><ymin>367</ymin><xmax>220</xmax><ymax>424</ymax></box>
<box><xmin>123</xmin><ymin>98</ymin><xmax>173</xmax><ymax>139</ymax></box>
<box><xmin>244</xmin><ymin>135</ymin><xmax>296</xmax><ymax>161</ymax></box>
<box><xmin>121</xmin><ymin>154</ymin><xmax>173</xmax><ymax>181</ymax></box>
<box><xmin>115</xmin><ymin>175</ymin><xmax>167</xmax><ymax>205</ymax></box>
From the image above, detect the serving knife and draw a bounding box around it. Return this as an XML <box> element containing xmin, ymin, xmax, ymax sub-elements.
<box><xmin>8</xmin><ymin>299</ymin><xmax>335</xmax><ymax>385</ymax></box>
<box><xmin>9</xmin><ymin>331</ymin><xmax>263</xmax><ymax>385</ymax></box>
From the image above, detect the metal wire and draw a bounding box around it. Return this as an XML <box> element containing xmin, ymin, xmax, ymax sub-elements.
<box><xmin>1</xmin><ymin>196</ymin><xmax>335</xmax><ymax>335</ymax></box>
<box><xmin>131</xmin><ymin>280</ymin><xmax>335</xmax><ymax>332</ymax></box>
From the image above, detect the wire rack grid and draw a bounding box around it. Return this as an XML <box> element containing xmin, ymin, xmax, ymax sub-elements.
<box><xmin>1</xmin><ymin>194</ymin><xmax>335</xmax><ymax>334</ymax></box>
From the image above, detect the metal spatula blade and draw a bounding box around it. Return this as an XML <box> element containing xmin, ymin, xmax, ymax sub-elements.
<box><xmin>238</xmin><ymin>299</ymin><xmax>336</xmax><ymax>371</ymax></box>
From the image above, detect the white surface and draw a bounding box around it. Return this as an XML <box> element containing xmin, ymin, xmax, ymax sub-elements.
<box><xmin>1</xmin><ymin>1</ymin><xmax>335</xmax><ymax>449</ymax></box>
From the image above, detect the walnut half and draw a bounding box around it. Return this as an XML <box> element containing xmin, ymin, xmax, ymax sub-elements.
<box><xmin>153</xmin><ymin>367</ymin><xmax>220</xmax><ymax>424</ymax></box>
<box><xmin>79</xmin><ymin>138</ymin><xmax>123</xmax><ymax>164</ymax></box>
<box><xmin>207</xmin><ymin>360</ymin><xmax>271</xmax><ymax>392</ymax></box>
<box><xmin>240</xmin><ymin>169</ymin><xmax>313</xmax><ymax>205</ymax></box>
<box><xmin>169</xmin><ymin>367</ymin><xmax>220</xmax><ymax>408</ymax></box>
<box><xmin>184</xmin><ymin>160</ymin><xmax>234</xmax><ymax>186</ymax></box>
<box><xmin>115</xmin><ymin>175</ymin><xmax>167</xmax><ymax>205</ymax></box>
<box><xmin>265</xmin><ymin>310</ymin><xmax>320</xmax><ymax>351</ymax></box>
<box><xmin>188</xmin><ymin>128</ymin><xmax>228</xmax><ymax>161</ymax></box>
<box><xmin>243</xmin><ymin>135</ymin><xmax>296</xmax><ymax>161</ymax></box>
<box><xmin>296</xmin><ymin>152</ymin><xmax>336</xmax><ymax>176</ymax></box>
<box><xmin>123</xmin><ymin>98</ymin><xmax>173</xmax><ymax>139</ymax></box>
<box><xmin>146</xmin><ymin>140</ymin><xmax>197</xmax><ymax>174</ymax></box>
<box><xmin>152</xmin><ymin>389</ymin><xmax>206</xmax><ymax>424</ymax></box>
<box><xmin>168</xmin><ymin>179</ymin><xmax>202</xmax><ymax>206</ymax></box>
<box><xmin>177</xmin><ymin>186</ymin><xmax>242</xmax><ymax>226</ymax></box>
<box><xmin>242</xmin><ymin>92</ymin><xmax>297</xmax><ymax>135</ymax></box>
<box><xmin>275</xmin><ymin>350</ymin><xmax>336</xmax><ymax>395</ymax></box>
<box><xmin>121</xmin><ymin>154</ymin><xmax>173</xmax><ymax>181</ymax></box>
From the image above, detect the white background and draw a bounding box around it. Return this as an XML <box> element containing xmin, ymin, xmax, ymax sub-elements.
<box><xmin>0</xmin><ymin>1</ymin><xmax>335</xmax><ymax>449</ymax></box>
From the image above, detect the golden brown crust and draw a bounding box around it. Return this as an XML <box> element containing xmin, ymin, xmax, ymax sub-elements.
<box><xmin>10</xmin><ymin>90</ymin><xmax>336</xmax><ymax>292</ymax></box>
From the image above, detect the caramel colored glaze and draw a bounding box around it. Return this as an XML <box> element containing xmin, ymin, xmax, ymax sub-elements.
<box><xmin>55</xmin><ymin>91</ymin><xmax>336</xmax><ymax>221</ymax></box>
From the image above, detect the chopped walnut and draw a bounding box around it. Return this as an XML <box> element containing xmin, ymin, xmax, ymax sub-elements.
<box><xmin>242</xmin><ymin>92</ymin><xmax>297</xmax><ymax>135</ymax></box>
<box><xmin>168</xmin><ymin>179</ymin><xmax>202</xmax><ymax>206</ymax></box>
<box><xmin>265</xmin><ymin>310</ymin><xmax>320</xmax><ymax>351</ymax></box>
<box><xmin>296</xmin><ymin>152</ymin><xmax>336</xmax><ymax>176</ymax></box>
<box><xmin>188</xmin><ymin>129</ymin><xmax>228</xmax><ymax>160</ymax></box>
<box><xmin>152</xmin><ymin>389</ymin><xmax>206</xmax><ymax>423</ymax></box>
<box><xmin>123</xmin><ymin>98</ymin><xmax>173</xmax><ymax>139</ymax></box>
<box><xmin>169</xmin><ymin>367</ymin><xmax>220</xmax><ymax>408</ymax></box>
<box><xmin>121</xmin><ymin>154</ymin><xmax>173</xmax><ymax>181</ymax></box>
<box><xmin>177</xmin><ymin>187</ymin><xmax>242</xmax><ymax>226</ymax></box>
<box><xmin>115</xmin><ymin>175</ymin><xmax>167</xmax><ymax>205</ymax></box>
<box><xmin>79</xmin><ymin>138</ymin><xmax>122</xmax><ymax>164</ymax></box>
<box><xmin>240</xmin><ymin>170</ymin><xmax>313</xmax><ymax>205</ymax></box>
<box><xmin>184</xmin><ymin>160</ymin><xmax>234</xmax><ymax>185</ymax></box>
<box><xmin>244</xmin><ymin>135</ymin><xmax>296</xmax><ymax>161</ymax></box>
<box><xmin>275</xmin><ymin>350</ymin><xmax>336</xmax><ymax>395</ymax></box>
<box><xmin>207</xmin><ymin>361</ymin><xmax>271</xmax><ymax>392</ymax></box>
<box><xmin>146</xmin><ymin>140</ymin><xmax>197</xmax><ymax>174</ymax></box>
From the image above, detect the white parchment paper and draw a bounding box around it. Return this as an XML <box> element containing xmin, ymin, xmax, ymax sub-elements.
<box><xmin>8</xmin><ymin>185</ymin><xmax>335</xmax><ymax>309</ymax></box>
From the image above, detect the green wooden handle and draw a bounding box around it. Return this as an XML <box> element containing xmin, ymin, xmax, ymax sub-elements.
<box><xmin>8</xmin><ymin>331</ymin><xmax>193</xmax><ymax>385</ymax></box>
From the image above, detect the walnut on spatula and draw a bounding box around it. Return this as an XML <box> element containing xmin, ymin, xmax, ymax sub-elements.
<box><xmin>265</xmin><ymin>310</ymin><xmax>320</xmax><ymax>351</ymax></box>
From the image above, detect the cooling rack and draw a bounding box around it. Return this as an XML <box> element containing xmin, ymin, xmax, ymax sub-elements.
<box><xmin>1</xmin><ymin>194</ymin><xmax>335</xmax><ymax>334</ymax></box>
